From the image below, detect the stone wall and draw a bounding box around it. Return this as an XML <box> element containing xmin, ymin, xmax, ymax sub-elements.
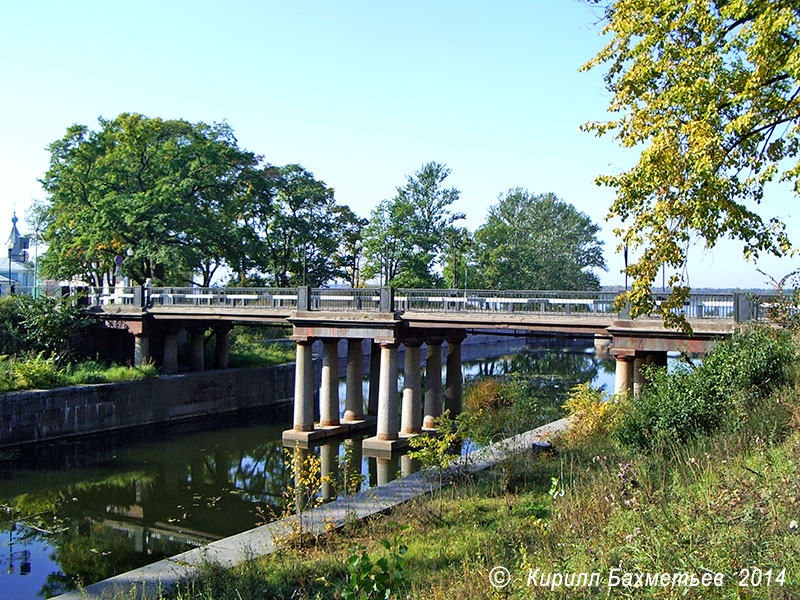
<box><xmin>0</xmin><ymin>362</ymin><xmax>320</xmax><ymax>448</ymax></box>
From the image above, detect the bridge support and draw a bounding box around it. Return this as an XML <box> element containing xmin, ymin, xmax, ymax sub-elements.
<box><xmin>163</xmin><ymin>331</ymin><xmax>179</xmax><ymax>375</ymax></box>
<box><xmin>376</xmin><ymin>342</ymin><xmax>399</xmax><ymax>441</ymax></box>
<box><xmin>633</xmin><ymin>356</ymin><xmax>645</xmax><ymax>398</ymax></box>
<box><xmin>190</xmin><ymin>328</ymin><xmax>205</xmax><ymax>372</ymax></box>
<box><xmin>320</xmin><ymin>339</ymin><xmax>340</xmax><ymax>427</ymax></box>
<box><xmin>445</xmin><ymin>336</ymin><xmax>464</xmax><ymax>416</ymax></box>
<box><xmin>368</xmin><ymin>341</ymin><xmax>380</xmax><ymax>417</ymax></box>
<box><xmin>424</xmin><ymin>340</ymin><xmax>443</xmax><ymax>429</ymax></box>
<box><xmin>215</xmin><ymin>326</ymin><xmax>231</xmax><ymax>369</ymax></box>
<box><xmin>344</xmin><ymin>339</ymin><xmax>364</xmax><ymax>421</ymax></box>
<box><xmin>401</xmin><ymin>342</ymin><xmax>422</xmax><ymax>434</ymax></box>
<box><xmin>293</xmin><ymin>339</ymin><xmax>315</xmax><ymax>432</ymax></box>
<box><xmin>613</xmin><ymin>353</ymin><xmax>633</xmax><ymax>396</ymax></box>
<box><xmin>133</xmin><ymin>334</ymin><xmax>150</xmax><ymax>368</ymax></box>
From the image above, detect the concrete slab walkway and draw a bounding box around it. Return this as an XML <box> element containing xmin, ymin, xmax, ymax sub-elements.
<box><xmin>52</xmin><ymin>417</ymin><xmax>569</xmax><ymax>600</ymax></box>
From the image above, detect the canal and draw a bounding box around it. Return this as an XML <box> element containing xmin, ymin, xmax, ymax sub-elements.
<box><xmin>0</xmin><ymin>338</ymin><xmax>617</xmax><ymax>599</ymax></box>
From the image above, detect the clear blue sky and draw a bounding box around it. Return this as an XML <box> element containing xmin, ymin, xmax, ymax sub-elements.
<box><xmin>0</xmin><ymin>0</ymin><xmax>796</xmax><ymax>288</ymax></box>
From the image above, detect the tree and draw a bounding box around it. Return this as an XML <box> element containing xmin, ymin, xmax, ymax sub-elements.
<box><xmin>583</xmin><ymin>1</ymin><xmax>796</xmax><ymax>326</ymax></box>
<box><xmin>40</xmin><ymin>113</ymin><xmax>259</xmax><ymax>286</ymax></box>
<box><xmin>362</xmin><ymin>162</ymin><xmax>464</xmax><ymax>287</ymax></box>
<box><xmin>249</xmin><ymin>165</ymin><xmax>349</xmax><ymax>287</ymax></box>
<box><xmin>473</xmin><ymin>189</ymin><xmax>606</xmax><ymax>290</ymax></box>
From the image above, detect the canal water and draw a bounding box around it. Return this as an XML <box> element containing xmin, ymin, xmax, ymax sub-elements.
<box><xmin>0</xmin><ymin>338</ymin><xmax>617</xmax><ymax>599</ymax></box>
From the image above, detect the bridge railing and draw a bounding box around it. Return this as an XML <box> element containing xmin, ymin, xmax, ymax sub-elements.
<box><xmin>311</xmin><ymin>288</ymin><xmax>381</xmax><ymax>311</ymax></box>
<box><xmin>69</xmin><ymin>284</ymin><xmax>755</xmax><ymax>321</ymax></box>
<box><xmin>149</xmin><ymin>287</ymin><xmax>299</xmax><ymax>309</ymax></box>
<box><xmin>396</xmin><ymin>289</ymin><xmax>621</xmax><ymax>315</ymax></box>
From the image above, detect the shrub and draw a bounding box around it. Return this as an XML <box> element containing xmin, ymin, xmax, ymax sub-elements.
<box><xmin>614</xmin><ymin>324</ymin><xmax>797</xmax><ymax>451</ymax></box>
<box><xmin>11</xmin><ymin>352</ymin><xmax>65</xmax><ymax>389</ymax></box>
<box><xmin>561</xmin><ymin>382</ymin><xmax>618</xmax><ymax>448</ymax></box>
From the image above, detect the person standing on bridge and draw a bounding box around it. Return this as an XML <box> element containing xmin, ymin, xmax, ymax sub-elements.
<box><xmin>144</xmin><ymin>278</ymin><xmax>152</xmax><ymax>308</ymax></box>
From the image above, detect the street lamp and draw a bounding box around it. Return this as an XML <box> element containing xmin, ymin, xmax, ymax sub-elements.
<box><xmin>7</xmin><ymin>239</ymin><xmax>13</xmax><ymax>294</ymax></box>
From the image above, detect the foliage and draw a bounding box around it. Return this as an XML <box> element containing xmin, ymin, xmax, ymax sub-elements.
<box><xmin>40</xmin><ymin>113</ymin><xmax>259</xmax><ymax>286</ymax></box>
<box><xmin>339</xmin><ymin>535</ymin><xmax>409</xmax><ymax>600</ymax></box>
<box><xmin>226</xmin><ymin>327</ymin><xmax>294</xmax><ymax>368</ymax></box>
<box><xmin>560</xmin><ymin>382</ymin><xmax>619</xmax><ymax>448</ymax></box>
<box><xmin>0</xmin><ymin>295</ymin><xmax>88</xmax><ymax>359</ymax></box>
<box><xmin>362</xmin><ymin>162</ymin><xmax>464</xmax><ymax>287</ymax></box>
<box><xmin>615</xmin><ymin>324</ymin><xmax>796</xmax><ymax>451</ymax></box>
<box><xmin>583</xmin><ymin>0</ymin><xmax>797</xmax><ymax>327</ymax></box>
<box><xmin>7</xmin><ymin>352</ymin><xmax>64</xmax><ymax>389</ymax></box>
<box><xmin>39</xmin><ymin>113</ymin><xmax>362</xmax><ymax>288</ymax></box>
<box><xmin>473</xmin><ymin>189</ymin><xmax>606</xmax><ymax>290</ymax></box>
<box><xmin>0</xmin><ymin>355</ymin><xmax>157</xmax><ymax>392</ymax></box>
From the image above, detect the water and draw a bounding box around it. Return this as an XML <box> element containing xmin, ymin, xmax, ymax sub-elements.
<box><xmin>0</xmin><ymin>339</ymin><xmax>616</xmax><ymax>599</ymax></box>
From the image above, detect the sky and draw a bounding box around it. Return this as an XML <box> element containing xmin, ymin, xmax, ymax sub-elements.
<box><xmin>0</xmin><ymin>0</ymin><xmax>796</xmax><ymax>289</ymax></box>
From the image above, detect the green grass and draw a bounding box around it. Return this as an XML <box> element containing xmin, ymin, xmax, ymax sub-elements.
<box><xmin>0</xmin><ymin>355</ymin><xmax>158</xmax><ymax>392</ymax></box>
<box><xmin>226</xmin><ymin>326</ymin><xmax>295</xmax><ymax>368</ymax></box>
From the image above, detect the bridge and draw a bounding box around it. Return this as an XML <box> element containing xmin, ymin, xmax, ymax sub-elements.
<box><xmin>77</xmin><ymin>285</ymin><xmax>764</xmax><ymax>454</ymax></box>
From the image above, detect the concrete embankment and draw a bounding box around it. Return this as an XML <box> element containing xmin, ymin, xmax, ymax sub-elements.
<box><xmin>51</xmin><ymin>416</ymin><xmax>570</xmax><ymax>600</ymax></box>
<box><xmin>0</xmin><ymin>362</ymin><xmax>321</xmax><ymax>448</ymax></box>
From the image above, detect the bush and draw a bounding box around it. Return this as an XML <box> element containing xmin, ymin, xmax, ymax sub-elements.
<box><xmin>11</xmin><ymin>352</ymin><xmax>65</xmax><ymax>389</ymax></box>
<box><xmin>561</xmin><ymin>382</ymin><xmax>618</xmax><ymax>448</ymax></box>
<box><xmin>614</xmin><ymin>324</ymin><xmax>797</xmax><ymax>451</ymax></box>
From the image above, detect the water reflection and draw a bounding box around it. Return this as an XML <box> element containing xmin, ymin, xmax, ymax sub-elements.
<box><xmin>0</xmin><ymin>340</ymin><xmax>608</xmax><ymax>599</ymax></box>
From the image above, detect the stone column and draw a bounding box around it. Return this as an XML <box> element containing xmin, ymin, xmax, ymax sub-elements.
<box><xmin>376</xmin><ymin>342</ymin><xmax>399</xmax><ymax>441</ymax></box>
<box><xmin>401</xmin><ymin>342</ymin><xmax>422</xmax><ymax>434</ymax></box>
<box><xmin>633</xmin><ymin>356</ymin><xmax>645</xmax><ymax>398</ymax></box>
<box><xmin>163</xmin><ymin>331</ymin><xmax>179</xmax><ymax>375</ymax></box>
<box><xmin>423</xmin><ymin>341</ymin><xmax>443</xmax><ymax>429</ymax></box>
<box><xmin>344</xmin><ymin>339</ymin><xmax>364</xmax><ymax>421</ymax></box>
<box><xmin>293</xmin><ymin>339</ymin><xmax>315</xmax><ymax>432</ymax></box>
<box><xmin>445</xmin><ymin>337</ymin><xmax>463</xmax><ymax>416</ymax></box>
<box><xmin>368</xmin><ymin>341</ymin><xmax>380</xmax><ymax>416</ymax></box>
<box><xmin>215</xmin><ymin>326</ymin><xmax>230</xmax><ymax>369</ymax></box>
<box><xmin>189</xmin><ymin>328</ymin><xmax>205</xmax><ymax>372</ymax></box>
<box><xmin>320</xmin><ymin>443</ymin><xmax>338</xmax><ymax>502</ymax></box>
<box><xmin>133</xmin><ymin>334</ymin><xmax>150</xmax><ymax>368</ymax></box>
<box><xmin>614</xmin><ymin>355</ymin><xmax>633</xmax><ymax>396</ymax></box>
<box><xmin>319</xmin><ymin>339</ymin><xmax>340</xmax><ymax>427</ymax></box>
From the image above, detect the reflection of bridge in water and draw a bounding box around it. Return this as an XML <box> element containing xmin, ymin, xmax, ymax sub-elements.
<box><xmin>88</xmin><ymin>285</ymin><xmax>763</xmax><ymax>455</ymax></box>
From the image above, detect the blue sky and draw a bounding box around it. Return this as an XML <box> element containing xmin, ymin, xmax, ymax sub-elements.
<box><xmin>0</xmin><ymin>0</ymin><xmax>796</xmax><ymax>288</ymax></box>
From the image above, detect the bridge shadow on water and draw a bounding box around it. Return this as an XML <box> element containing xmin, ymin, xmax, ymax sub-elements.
<box><xmin>0</xmin><ymin>337</ymin><xmax>616</xmax><ymax>600</ymax></box>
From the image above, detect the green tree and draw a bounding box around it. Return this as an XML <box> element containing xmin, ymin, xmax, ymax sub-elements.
<box><xmin>363</xmin><ymin>162</ymin><xmax>464</xmax><ymax>287</ymax></box>
<box><xmin>40</xmin><ymin>113</ymin><xmax>259</xmax><ymax>286</ymax></box>
<box><xmin>583</xmin><ymin>0</ymin><xmax>796</xmax><ymax>326</ymax></box>
<box><xmin>474</xmin><ymin>189</ymin><xmax>606</xmax><ymax>290</ymax></box>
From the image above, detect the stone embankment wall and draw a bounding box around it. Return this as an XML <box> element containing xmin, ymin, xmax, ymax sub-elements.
<box><xmin>0</xmin><ymin>362</ymin><xmax>320</xmax><ymax>448</ymax></box>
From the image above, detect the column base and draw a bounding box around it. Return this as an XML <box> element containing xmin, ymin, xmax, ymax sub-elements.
<box><xmin>362</xmin><ymin>432</ymin><xmax>418</xmax><ymax>457</ymax></box>
<box><xmin>281</xmin><ymin>417</ymin><xmax>375</xmax><ymax>447</ymax></box>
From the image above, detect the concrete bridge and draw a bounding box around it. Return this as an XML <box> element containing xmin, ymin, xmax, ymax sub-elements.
<box><xmin>82</xmin><ymin>285</ymin><xmax>763</xmax><ymax>453</ymax></box>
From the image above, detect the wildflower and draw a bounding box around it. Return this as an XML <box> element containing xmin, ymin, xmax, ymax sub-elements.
<box><xmin>790</xmin><ymin>520</ymin><xmax>798</xmax><ymax>530</ymax></box>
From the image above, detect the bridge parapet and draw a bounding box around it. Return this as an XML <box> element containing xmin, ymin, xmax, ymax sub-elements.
<box><xmin>63</xmin><ymin>285</ymin><xmax>792</xmax><ymax>324</ymax></box>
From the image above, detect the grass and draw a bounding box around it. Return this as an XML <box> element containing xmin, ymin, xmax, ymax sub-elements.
<box><xmin>0</xmin><ymin>354</ymin><xmax>158</xmax><ymax>392</ymax></box>
<box><xmin>226</xmin><ymin>326</ymin><xmax>295</xmax><ymax>368</ymax></box>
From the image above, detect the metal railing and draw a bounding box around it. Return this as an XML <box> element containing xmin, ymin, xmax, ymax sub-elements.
<box><xmin>46</xmin><ymin>284</ymin><xmax>764</xmax><ymax>321</ymax></box>
<box><xmin>149</xmin><ymin>287</ymin><xmax>298</xmax><ymax>309</ymax></box>
<box><xmin>396</xmin><ymin>289</ymin><xmax>620</xmax><ymax>315</ymax></box>
<box><xmin>311</xmin><ymin>288</ymin><xmax>381</xmax><ymax>311</ymax></box>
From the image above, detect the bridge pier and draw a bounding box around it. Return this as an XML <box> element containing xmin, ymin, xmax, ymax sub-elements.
<box><xmin>292</xmin><ymin>339</ymin><xmax>315</xmax><ymax>432</ymax></box>
<box><xmin>613</xmin><ymin>353</ymin><xmax>633</xmax><ymax>396</ymax></box>
<box><xmin>133</xmin><ymin>334</ymin><xmax>150</xmax><ymax>368</ymax></box>
<box><xmin>163</xmin><ymin>330</ymin><xmax>179</xmax><ymax>375</ymax></box>
<box><xmin>214</xmin><ymin>325</ymin><xmax>231</xmax><ymax>369</ymax></box>
<box><xmin>189</xmin><ymin>328</ymin><xmax>205</xmax><ymax>372</ymax></box>
<box><xmin>319</xmin><ymin>339</ymin><xmax>340</xmax><ymax>427</ymax></box>
<box><xmin>445</xmin><ymin>336</ymin><xmax>464</xmax><ymax>416</ymax></box>
<box><xmin>344</xmin><ymin>339</ymin><xmax>364</xmax><ymax>421</ymax></box>
<box><xmin>368</xmin><ymin>341</ymin><xmax>380</xmax><ymax>417</ymax></box>
<box><xmin>401</xmin><ymin>342</ymin><xmax>422</xmax><ymax>434</ymax></box>
<box><xmin>423</xmin><ymin>340</ymin><xmax>443</xmax><ymax>429</ymax></box>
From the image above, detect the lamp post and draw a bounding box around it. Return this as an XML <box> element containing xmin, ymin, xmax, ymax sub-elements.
<box><xmin>7</xmin><ymin>239</ymin><xmax>13</xmax><ymax>295</ymax></box>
